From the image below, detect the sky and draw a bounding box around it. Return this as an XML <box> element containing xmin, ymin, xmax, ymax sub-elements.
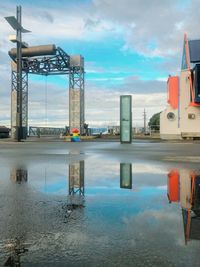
<box><xmin>0</xmin><ymin>0</ymin><xmax>199</xmax><ymax>128</ymax></box>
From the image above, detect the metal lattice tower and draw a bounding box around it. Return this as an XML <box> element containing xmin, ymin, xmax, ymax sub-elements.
<box><xmin>11</xmin><ymin>62</ymin><xmax>28</xmax><ymax>139</ymax></box>
<box><xmin>9</xmin><ymin>46</ymin><xmax>85</xmax><ymax>139</ymax></box>
<box><xmin>69</xmin><ymin>56</ymin><xmax>85</xmax><ymax>135</ymax></box>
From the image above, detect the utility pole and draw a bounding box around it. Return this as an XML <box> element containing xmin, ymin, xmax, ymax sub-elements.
<box><xmin>16</xmin><ymin>6</ymin><xmax>22</xmax><ymax>141</ymax></box>
<box><xmin>143</xmin><ymin>108</ymin><xmax>147</xmax><ymax>134</ymax></box>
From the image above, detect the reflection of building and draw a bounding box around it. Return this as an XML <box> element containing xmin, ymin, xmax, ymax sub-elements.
<box><xmin>168</xmin><ymin>169</ymin><xmax>200</xmax><ymax>244</ymax></box>
<box><xmin>120</xmin><ymin>163</ymin><xmax>132</xmax><ymax>189</ymax></box>
<box><xmin>10</xmin><ymin>168</ymin><xmax>28</xmax><ymax>183</ymax></box>
<box><xmin>167</xmin><ymin>170</ymin><xmax>179</xmax><ymax>202</ymax></box>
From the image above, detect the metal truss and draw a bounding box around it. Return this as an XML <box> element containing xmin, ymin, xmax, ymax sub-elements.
<box><xmin>21</xmin><ymin>47</ymin><xmax>70</xmax><ymax>75</ymax></box>
<box><xmin>11</xmin><ymin>70</ymin><xmax>28</xmax><ymax>139</ymax></box>
<box><xmin>10</xmin><ymin>45</ymin><xmax>85</xmax><ymax>139</ymax></box>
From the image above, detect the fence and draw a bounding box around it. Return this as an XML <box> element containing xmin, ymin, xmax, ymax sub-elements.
<box><xmin>29</xmin><ymin>126</ymin><xmax>66</xmax><ymax>137</ymax></box>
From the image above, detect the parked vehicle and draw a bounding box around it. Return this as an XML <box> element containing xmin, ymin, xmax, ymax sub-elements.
<box><xmin>0</xmin><ymin>126</ymin><xmax>10</xmax><ymax>138</ymax></box>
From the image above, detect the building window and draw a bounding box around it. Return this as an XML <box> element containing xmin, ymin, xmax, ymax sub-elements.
<box><xmin>167</xmin><ymin>112</ymin><xmax>175</xmax><ymax>121</ymax></box>
<box><xmin>188</xmin><ymin>113</ymin><xmax>195</xmax><ymax>119</ymax></box>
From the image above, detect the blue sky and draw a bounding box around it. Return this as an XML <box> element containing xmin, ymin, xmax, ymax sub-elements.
<box><xmin>0</xmin><ymin>0</ymin><xmax>198</xmax><ymax>127</ymax></box>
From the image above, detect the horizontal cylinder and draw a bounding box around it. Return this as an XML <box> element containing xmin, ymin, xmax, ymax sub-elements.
<box><xmin>9</xmin><ymin>44</ymin><xmax>56</xmax><ymax>58</ymax></box>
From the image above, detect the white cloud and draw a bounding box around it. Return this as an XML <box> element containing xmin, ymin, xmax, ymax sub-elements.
<box><xmin>134</xmin><ymin>164</ymin><xmax>167</xmax><ymax>175</ymax></box>
<box><xmin>90</xmin><ymin>0</ymin><xmax>185</xmax><ymax>57</ymax></box>
<box><xmin>85</xmin><ymin>81</ymin><xmax>166</xmax><ymax>127</ymax></box>
<box><xmin>1</xmin><ymin>77</ymin><xmax>164</xmax><ymax>128</ymax></box>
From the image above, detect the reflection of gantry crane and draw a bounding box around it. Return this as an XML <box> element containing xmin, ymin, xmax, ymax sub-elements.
<box><xmin>4</xmin><ymin>238</ymin><xmax>28</xmax><ymax>267</ymax></box>
<box><xmin>168</xmin><ymin>169</ymin><xmax>200</xmax><ymax>244</ymax></box>
<box><xmin>4</xmin><ymin>168</ymin><xmax>29</xmax><ymax>265</ymax></box>
<box><xmin>9</xmin><ymin>44</ymin><xmax>85</xmax><ymax>139</ymax></box>
<box><xmin>65</xmin><ymin>161</ymin><xmax>85</xmax><ymax>216</ymax></box>
<box><xmin>69</xmin><ymin>161</ymin><xmax>84</xmax><ymax>195</ymax></box>
<box><xmin>10</xmin><ymin>167</ymin><xmax>28</xmax><ymax>183</ymax></box>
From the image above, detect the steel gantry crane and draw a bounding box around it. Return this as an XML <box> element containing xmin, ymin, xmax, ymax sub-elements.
<box><xmin>5</xmin><ymin>6</ymin><xmax>85</xmax><ymax>141</ymax></box>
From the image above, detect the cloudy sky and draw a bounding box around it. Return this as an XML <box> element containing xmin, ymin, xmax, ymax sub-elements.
<box><xmin>0</xmin><ymin>0</ymin><xmax>199</xmax><ymax>128</ymax></box>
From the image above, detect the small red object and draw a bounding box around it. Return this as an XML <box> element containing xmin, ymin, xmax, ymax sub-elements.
<box><xmin>72</xmin><ymin>128</ymin><xmax>79</xmax><ymax>133</ymax></box>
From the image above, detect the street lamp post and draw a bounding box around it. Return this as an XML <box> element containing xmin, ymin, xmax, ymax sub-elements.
<box><xmin>5</xmin><ymin>5</ymin><xmax>30</xmax><ymax>141</ymax></box>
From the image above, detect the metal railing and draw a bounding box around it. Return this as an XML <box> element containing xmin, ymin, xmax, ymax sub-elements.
<box><xmin>29</xmin><ymin>126</ymin><xmax>66</xmax><ymax>137</ymax></box>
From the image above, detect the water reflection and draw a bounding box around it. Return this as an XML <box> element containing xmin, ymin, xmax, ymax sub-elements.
<box><xmin>120</xmin><ymin>163</ymin><xmax>132</xmax><ymax>189</ymax></box>
<box><xmin>69</xmin><ymin>161</ymin><xmax>84</xmax><ymax>196</ymax></box>
<box><xmin>64</xmin><ymin>161</ymin><xmax>85</xmax><ymax>219</ymax></box>
<box><xmin>4</xmin><ymin>238</ymin><xmax>28</xmax><ymax>267</ymax></box>
<box><xmin>168</xmin><ymin>169</ymin><xmax>200</xmax><ymax>244</ymax></box>
<box><xmin>2</xmin><ymin>158</ymin><xmax>200</xmax><ymax>265</ymax></box>
<box><xmin>3</xmin><ymin>168</ymin><xmax>29</xmax><ymax>266</ymax></box>
<box><xmin>10</xmin><ymin>168</ymin><xmax>28</xmax><ymax>183</ymax></box>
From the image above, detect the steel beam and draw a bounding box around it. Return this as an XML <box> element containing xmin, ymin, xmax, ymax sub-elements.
<box><xmin>10</xmin><ymin>46</ymin><xmax>71</xmax><ymax>75</ymax></box>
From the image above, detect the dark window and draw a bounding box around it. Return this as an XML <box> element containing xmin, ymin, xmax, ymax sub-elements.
<box><xmin>181</xmin><ymin>43</ymin><xmax>188</xmax><ymax>70</ymax></box>
<box><xmin>194</xmin><ymin>64</ymin><xmax>200</xmax><ymax>103</ymax></box>
<box><xmin>167</xmin><ymin>112</ymin><xmax>175</xmax><ymax>121</ymax></box>
<box><xmin>189</xmin><ymin>40</ymin><xmax>200</xmax><ymax>63</ymax></box>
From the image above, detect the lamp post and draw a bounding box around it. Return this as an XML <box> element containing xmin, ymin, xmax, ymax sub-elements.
<box><xmin>5</xmin><ymin>6</ymin><xmax>30</xmax><ymax>141</ymax></box>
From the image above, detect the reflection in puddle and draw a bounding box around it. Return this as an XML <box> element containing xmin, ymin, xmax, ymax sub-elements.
<box><xmin>64</xmin><ymin>161</ymin><xmax>85</xmax><ymax>220</ymax></box>
<box><xmin>10</xmin><ymin>168</ymin><xmax>28</xmax><ymax>184</ymax></box>
<box><xmin>1</xmin><ymin>158</ymin><xmax>200</xmax><ymax>265</ymax></box>
<box><xmin>4</xmin><ymin>238</ymin><xmax>28</xmax><ymax>267</ymax></box>
<box><xmin>120</xmin><ymin>163</ymin><xmax>132</xmax><ymax>189</ymax></box>
<box><xmin>3</xmin><ymin>168</ymin><xmax>29</xmax><ymax>266</ymax></box>
<box><xmin>168</xmin><ymin>169</ymin><xmax>200</xmax><ymax>244</ymax></box>
<box><xmin>69</xmin><ymin>161</ymin><xmax>84</xmax><ymax>196</ymax></box>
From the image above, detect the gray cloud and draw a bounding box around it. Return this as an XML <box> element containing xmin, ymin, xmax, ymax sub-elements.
<box><xmin>42</xmin><ymin>11</ymin><xmax>54</xmax><ymax>23</ymax></box>
<box><xmin>120</xmin><ymin>76</ymin><xmax>166</xmax><ymax>93</ymax></box>
<box><xmin>91</xmin><ymin>0</ymin><xmax>184</xmax><ymax>56</ymax></box>
<box><xmin>84</xmin><ymin>18</ymin><xmax>100</xmax><ymax>29</ymax></box>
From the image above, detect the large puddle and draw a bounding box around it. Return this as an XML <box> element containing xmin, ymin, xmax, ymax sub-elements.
<box><xmin>0</xmin><ymin>147</ymin><xmax>199</xmax><ymax>266</ymax></box>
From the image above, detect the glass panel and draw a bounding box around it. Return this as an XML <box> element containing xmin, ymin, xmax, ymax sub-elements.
<box><xmin>120</xmin><ymin>95</ymin><xmax>132</xmax><ymax>143</ymax></box>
